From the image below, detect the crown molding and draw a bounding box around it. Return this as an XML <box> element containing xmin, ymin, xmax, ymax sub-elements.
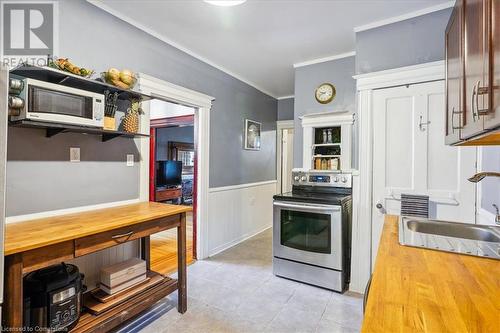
<box><xmin>354</xmin><ymin>1</ymin><xmax>455</xmax><ymax>33</ymax></box>
<box><xmin>353</xmin><ymin>60</ymin><xmax>445</xmax><ymax>91</ymax></box>
<box><xmin>86</xmin><ymin>0</ymin><xmax>278</xmax><ymax>99</ymax></box>
<box><xmin>293</xmin><ymin>51</ymin><xmax>356</xmax><ymax>69</ymax></box>
<box><xmin>300</xmin><ymin>110</ymin><xmax>354</xmax><ymax>127</ymax></box>
<box><xmin>277</xmin><ymin>95</ymin><xmax>294</xmax><ymax>100</ymax></box>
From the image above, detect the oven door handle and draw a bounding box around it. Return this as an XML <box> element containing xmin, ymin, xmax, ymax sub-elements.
<box><xmin>273</xmin><ymin>202</ymin><xmax>340</xmax><ymax>212</ymax></box>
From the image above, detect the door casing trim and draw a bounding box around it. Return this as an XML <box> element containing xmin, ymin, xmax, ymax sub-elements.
<box><xmin>137</xmin><ymin>73</ymin><xmax>213</xmax><ymax>260</ymax></box>
<box><xmin>276</xmin><ymin>120</ymin><xmax>295</xmax><ymax>194</ymax></box>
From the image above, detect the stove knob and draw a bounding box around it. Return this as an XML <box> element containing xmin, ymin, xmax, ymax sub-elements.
<box><xmin>333</xmin><ymin>177</ymin><xmax>339</xmax><ymax>182</ymax></box>
<box><xmin>300</xmin><ymin>176</ymin><xmax>307</xmax><ymax>182</ymax></box>
<box><xmin>341</xmin><ymin>177</ymin><xmax>347</xmax><ymax>183</ymax></box>
<box><xmin>294</xmin><ymin>176</ymin><xmax>300</xmax><ymax>181</ymax></box>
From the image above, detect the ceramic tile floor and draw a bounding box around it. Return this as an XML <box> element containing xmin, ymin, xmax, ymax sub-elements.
<box><xmin>139</xmin><ymin>229</ymin><xmax>363</xmax><ymax>333</ymax></box>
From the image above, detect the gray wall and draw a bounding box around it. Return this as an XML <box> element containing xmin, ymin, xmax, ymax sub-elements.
<box><xmin>355</xmin><ymin>8</ymin><xmax>452</xmax><ymax>75</ymax></box>
<box><xmin>277</xmin><ymin>98</ymin><xmax>294</xmax><ymax>121</ymax></box>
<box><xmin>156</xmin><ymin>126</ymin><xmax>194</xmax><ymax>161</ymax></box>
<box><xmin>293</xmin><ymin>56</ymin><xmax>356</xmax><ymax>167</ymax></box>
<box><xmin>6</xmin><ymin>0</ymin><xmax>277</xmax><ymax>216</ymax></box>
<box><xmin>6</xmin><ymin>128</ymin><xmax>140</xmax><ymax>216</ymax></box>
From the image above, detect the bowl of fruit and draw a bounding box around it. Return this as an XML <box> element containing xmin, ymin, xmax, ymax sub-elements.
<box><xmin>49</xmin><ymin>58</ymin><xmax>94</xmax><ymax>78</ymax></box>
<box><xmin>101</xmin><ymin>68</ymin><xmax>137</xmax><ymax>90</ymax></box>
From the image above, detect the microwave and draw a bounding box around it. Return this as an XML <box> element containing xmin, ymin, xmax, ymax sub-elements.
<box><xmin>9</xmin><ymin>76</ymin><xmax>105</xmax><ymax>128</ymax></box>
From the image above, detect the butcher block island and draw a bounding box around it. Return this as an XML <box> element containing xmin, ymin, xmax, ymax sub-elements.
<box><xmin>2</xmin><ymin>202</ymin><xmax>191</xmax><ymax>332</ymax></box>
<box><xmin>362</xmin><ymin>215</ymin><xmax>500</xmax><ymax>333</ymax></box>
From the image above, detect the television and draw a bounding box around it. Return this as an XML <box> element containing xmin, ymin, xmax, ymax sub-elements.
<box><xmin>156</xmin><ymin>160</ymin><xmax>183</xmax><ymax>188</ymax></box>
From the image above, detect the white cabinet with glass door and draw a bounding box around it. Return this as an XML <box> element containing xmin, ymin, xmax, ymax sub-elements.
<box><xmin>301</xmin><ymin>112</ymin><xmax>354</xmax><ymax>171</ymax></box>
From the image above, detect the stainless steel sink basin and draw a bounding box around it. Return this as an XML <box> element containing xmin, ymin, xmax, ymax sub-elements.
<box><xmin>399</xmin><ymin>217</ymin><xmax>500</xmax><ymax>259</ymax></box>
<box><xmin>406</xmin><ymin>219</ymin><xmax>500</xmax><ymax>242</ymax></box>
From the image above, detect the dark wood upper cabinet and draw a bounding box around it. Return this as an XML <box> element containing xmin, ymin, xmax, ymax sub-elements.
<box><xmin>463</xmin><ymin>0</ymin><xmax>489</xmax><ymax>138</ymax></box>
<box><xmin>446</xmin><ymin>0</ymin><xmax>500</xmax><ymax>145</ymax></box>
<box><xmin>445</xmin><ymin>0</ymin><xmax>464</xmax><ymax>144</ymax></box>
<box><xmin>485</xmin><ymin>0</ymin><xmax>500</xmax><ymax>130</ymax></box>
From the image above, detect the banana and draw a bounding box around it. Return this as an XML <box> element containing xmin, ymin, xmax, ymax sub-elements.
<box><xmin>53</xmin><ymin>58</ymin><xmax>93</xmax><ymax>77</ymax></box>
<box><xmin>111</xmin><ymin>79</ymin><xmax>129</xmax><ymax>89</ymax></box>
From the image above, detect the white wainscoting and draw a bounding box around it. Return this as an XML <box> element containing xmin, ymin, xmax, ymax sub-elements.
<box><xmin>208</xmin><ymin>180</ymin><xmax>277</xmax><ymax>256</ymax></box>
<box><xmin>68</xmin><ymin>242</ymin><xmax>139</xmax><ymax>289</ymax></box>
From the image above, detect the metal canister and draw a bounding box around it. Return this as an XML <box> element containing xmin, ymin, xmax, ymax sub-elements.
<box><xmin>8</xmin><ymin>108</ymin><xmax>21</xmax><ymax>116</ymax></box>
<box><xmin>8</xmin><ymin>95</ymin><xmax>24</xmax><ymax>109</ymax></box>
<box><xmin>8</xmin><ymin>95</ymin><xmax>24</xmax><ymax>116</ymax></box>
<box><xmin>9</xmin><ymin>78</ymin><xmax>24</xmax><ymax>94</ymax></box>
<box><xmin>9</xmin><ymin>95</ymin><xmax>24</xmax><ymax>117</ymax></box>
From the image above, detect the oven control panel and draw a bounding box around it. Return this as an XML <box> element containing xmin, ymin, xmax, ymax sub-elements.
<box><xmin>309</xmin><ymin>175</ymin><xmax>330</xmax><ymax>183</ymax></box>
<box><xmin>292</xmin><ymin>170</ymin><xmax>352</xmax><ymax>188</ymax></box>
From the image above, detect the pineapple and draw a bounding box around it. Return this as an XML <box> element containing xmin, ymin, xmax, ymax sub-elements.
<box><xmin>122</xmin><ymin>99</ymin><xmax>143</xmax><ymax>133</ymax></box>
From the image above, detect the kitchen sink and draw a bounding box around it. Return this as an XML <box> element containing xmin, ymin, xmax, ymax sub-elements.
<box><xmin>406</xmin><ymin>219</ymin><xmax>500</xmax><ymax>242</ymax></box>
<box><xmin>399</xmin><ymin>217</ymin><xmax>500</xmax><ymax>259</ymax></box>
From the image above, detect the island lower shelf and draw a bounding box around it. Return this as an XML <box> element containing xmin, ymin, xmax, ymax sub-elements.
<box><xmin>74</xmin><ymin>271</ymin><xmax>178</xmax><ymax>333</ymax></box>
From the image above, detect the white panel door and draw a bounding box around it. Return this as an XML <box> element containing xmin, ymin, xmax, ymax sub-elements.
<box><xmin>371</xmin><ymin>81</ymin><xmax>476</xmax><ymax>264</ymax></box>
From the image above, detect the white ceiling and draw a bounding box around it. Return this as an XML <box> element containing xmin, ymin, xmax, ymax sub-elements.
<box><xmin>91</xmin><ymin>0</ymin><xmax>452</xmax><ymax>98</ymax></box>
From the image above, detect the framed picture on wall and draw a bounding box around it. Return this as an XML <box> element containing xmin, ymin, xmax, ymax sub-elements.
<box><xmin>244</xmin><ymin>119</ymin><xmax>261</xmax><ymax>150</ymax></box>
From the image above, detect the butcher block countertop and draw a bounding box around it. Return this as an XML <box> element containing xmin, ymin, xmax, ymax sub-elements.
<box><xmin>4</xmin><ymin>202</ymin><xmax>191</xmax><ymax>256</ymax></box>
<box><xmin>362</xmin><ymin>215</ymin><xmax>500</xmax><ymax>333</ymax></box>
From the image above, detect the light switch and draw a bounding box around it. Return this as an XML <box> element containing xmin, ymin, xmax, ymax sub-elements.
<box><xmin>127</xmin><ymin>154</ymin><xmax>134</xmax><ymax>166</ymax></box>
<box><xmin>70</xmin><ymin>147</ymin><xmax>80</xmax><ymax>162</ymax></box>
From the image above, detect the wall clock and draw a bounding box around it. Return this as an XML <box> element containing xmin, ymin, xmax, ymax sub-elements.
<box><xmin>315</xmin><ymin>83</ymin><xmax>336</xmax><ymax>104</ymax></box>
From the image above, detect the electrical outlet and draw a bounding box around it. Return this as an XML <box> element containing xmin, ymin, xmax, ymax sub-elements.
<box><xmin>70</xmin><ymin>147</ymin><xmax>80</xmax><ymax>162</ymax></box>
<box><xmin>127</xmin><ymin>154</ymin><xmax>134</xmax><ymax>166</ymax></box>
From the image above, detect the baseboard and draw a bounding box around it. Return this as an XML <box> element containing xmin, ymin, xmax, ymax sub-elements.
<box><xmin>209</xmin><ymin>225</ymin><xmax>272</xmax><ymax>257</ymax></box>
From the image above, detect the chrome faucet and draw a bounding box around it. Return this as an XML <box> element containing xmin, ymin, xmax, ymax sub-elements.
<box><xmin>467</xmin><ymin>172</ymin><xmax>500</xmax><ymax>183</ymax></box>
<box><xmin>493</xmin><ymin>204</ymin><xmax>500</xmax><ymax>226</ymax></box>
<box><xmin>468</xmin><ymin>172</ymin><xmax>500</xmax><ymax>225</ymax></box>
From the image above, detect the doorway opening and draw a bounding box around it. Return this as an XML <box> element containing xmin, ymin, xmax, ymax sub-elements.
<box><xmin>149</xmin><ymin>100</ymin><xmax>196</xmax><ymax>275</ymax></box>
<box><xmin>277</xmin><ymin>120</ymin><xmax>295</xmax><ymax>194</ymax></box>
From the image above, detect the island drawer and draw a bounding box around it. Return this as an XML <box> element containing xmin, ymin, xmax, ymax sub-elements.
<box><xmin>74</xmin><ymin>215</ymin><xmax>180</xmax><ymax>257</ymax></box>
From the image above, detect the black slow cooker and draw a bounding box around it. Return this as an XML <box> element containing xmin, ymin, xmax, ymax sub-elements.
<box><xmin>23</xmin><ymin>263</ymin><xmax>85</xmax><ymax>332</ymax></box>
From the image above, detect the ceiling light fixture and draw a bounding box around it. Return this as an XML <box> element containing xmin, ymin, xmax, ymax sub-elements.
<box><xmin>204</xmin><ymin>0</ymin><xmax>246</xmax><ymax>7</ymax></box>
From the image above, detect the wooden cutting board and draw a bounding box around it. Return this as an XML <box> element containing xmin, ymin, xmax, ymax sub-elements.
<box><xmin>84</xmin><ymin>271</ymin><xmax>165</xmax><ymax>315</ymax></box>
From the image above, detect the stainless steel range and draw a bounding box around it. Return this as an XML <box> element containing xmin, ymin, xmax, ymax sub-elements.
<box><xmin>272</xmin><ymin>170</ymin><xmax>352</xmax><ymax>292</ymax></box>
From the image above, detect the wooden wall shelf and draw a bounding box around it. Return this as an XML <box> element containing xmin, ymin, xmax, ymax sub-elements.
<box><xmin>10</xmin><ymin>65</ymin><xmax>151</xmax><ymax>101</ymax></box>
<box><xmin>9</xmin><ymin>120</ymin><xmax>149</xmax><ymax>142</ymax></box>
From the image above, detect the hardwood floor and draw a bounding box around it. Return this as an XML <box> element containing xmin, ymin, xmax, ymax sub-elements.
<box><xmin>151</xmin><ymin>211</ymin><xmax>194</xmax><ymax>275</ymax></box>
